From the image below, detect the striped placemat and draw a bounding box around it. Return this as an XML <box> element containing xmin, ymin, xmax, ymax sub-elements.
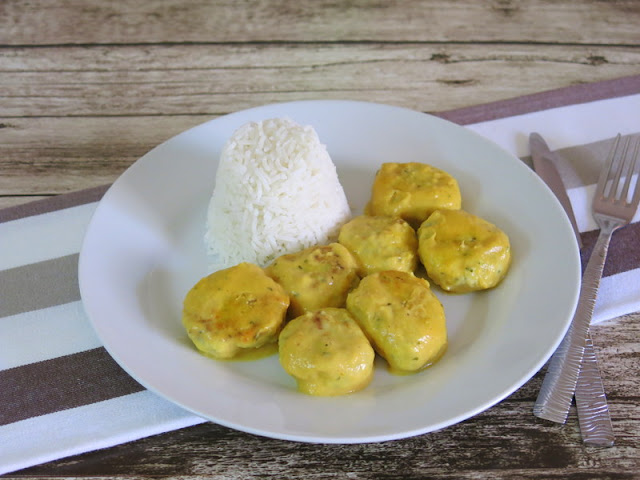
<box><xmin>1</xmin><ymin>75</ymin><xmax>639</xmax><ymax>474</ymax></box>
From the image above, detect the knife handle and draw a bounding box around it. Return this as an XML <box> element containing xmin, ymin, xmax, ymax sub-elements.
<box><xmin>575</xmin><ymin>334</ymin><xmax>615</xmax><ymax>446</ymax></box>
<box><xmin>533</xmin><ymin>226</ymin><xmax>612</xmax><ymax>423</ymax></box>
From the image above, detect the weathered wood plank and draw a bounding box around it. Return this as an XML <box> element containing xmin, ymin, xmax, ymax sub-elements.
<box><xmin>16</xmin><ymin>399</ymin><xmax>640</xmax><ymax>477</ymax></box>
<box><xmin>2</xmin><ymin>0</ymin><xmax>639</xmax><ymax>45</ymax></box>
<box><xmin>0</xmin><ymin>116</ymin><xmax>210</xmax><ymax>196</ymax></box>
<box><xmin>2</xmin><ymin>43</ymin><xmax>639</xmax><ymax>200</ymax></box>
<box><xmin>2</xmin><ymin>44</ymin><xmax>639</xmax><ymax>119</ymax></box>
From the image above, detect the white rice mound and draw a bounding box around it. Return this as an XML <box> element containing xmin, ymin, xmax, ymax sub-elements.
<box><xmin>205</xmin><ymin>117</ymin><xmax>352</xmax><ymax>268</ymax></box>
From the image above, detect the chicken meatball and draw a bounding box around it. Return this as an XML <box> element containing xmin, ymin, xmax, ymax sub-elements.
<box><xmin>366</xmin><ymin>162</ymin><xmax>461</xmax><ymax>228</ymax></box>
<box><xmin>346</xmin><ymin>271</ymin><xmax>447</xmax><ymax>373</ymax></box>
<box><xmin>182</xmin><ymin>262</ymin><xmax>289</xmax><ymax>359</ymax></box>
<box><xmin>265</xmin><ymin>243</ymin><xmax>359</xmax><ymax>318</ymax></box>
<box><xmin>338</xmin><ymin>215</ymin><xmax>418</xmax><ymax>276</ymax></box>
<box><xmin>279</xmin><ymin>308</ymin><xmax>375</xmax><ymax>396</ymax></box>
<box><xmin>417</xmin><ymin>209</ymin><xmax>511</xmax><ymax>293</ymax></box>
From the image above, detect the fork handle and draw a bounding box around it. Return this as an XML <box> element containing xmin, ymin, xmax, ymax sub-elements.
<box><xmin>533</xmin><ymin>223</ymin><xmax>615</xmax><ymax>423</ymax></box>
<box><xmin>575</xmin><ymin>333</ymin><xmax>615</xmax><ymax>446</ymax></box>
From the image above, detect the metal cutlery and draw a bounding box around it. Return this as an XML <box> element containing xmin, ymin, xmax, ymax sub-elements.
<box><xmin>534</xmin><ymin>134</ymin><xmax>640</xmax><ymax>429</ymax></box>
<box><xmin>575</xmin><ymin>334</ymin><xmax>614</xmax><ymax>445</ymax></box>
<box><xmin>529</xmin><ymin>132</ymin><xmax>614</xmax><ymax>446</ymax></box>
<box><xmin>529</xmin><ymin>133</ymin><xmax>583</xmax><ymax>249</ymax></box>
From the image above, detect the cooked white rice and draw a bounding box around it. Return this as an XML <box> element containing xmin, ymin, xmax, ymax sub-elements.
<box><xmin>205</xmin><ymin>117</ymin><xmax>352</xmax><ymax>268</ymax></box>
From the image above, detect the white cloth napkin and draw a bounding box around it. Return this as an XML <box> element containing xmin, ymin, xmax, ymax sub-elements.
<box><xmin>1</xmin><ymin>80</ymin><xmax>639</xmax><ymax>474</ymax></box>
<box><xmin>466</xmin><ymin>94</ymin><xmax>640</xmax><ymax>323</ymax></box>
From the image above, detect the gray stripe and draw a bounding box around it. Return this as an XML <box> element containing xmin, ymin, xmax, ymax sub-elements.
<box><xmin>521</xmin><ymin>134</ymin><xmax>639</xmax><ymax>190</ymax></box>
<box><xmin>0</xmin><ymin>253</ymin><xmax>80</xmax><ymax>318</ymax></box>
<box><xmin>0</xmin><ymin>184</ymin><xmax>109</xmax><ymax>224</ymax></box>
<box><xmin>0</xmin><ymin>347</ymin><xmax>144</xmax><ymax>426</ymax></box>
<box><xmin>581</xmin><ymin>221</ymin><xmax>640</xmax><ymax>277</ymax></box>
<box><xmin>552</xmin><ymin>136</ymin><xmax>631</xmax><ymax>190</ymax></box>
<box><xmin>437</xmin><ymin>74</ymin><xmax>640</xmax><ymax>125</ymax></box>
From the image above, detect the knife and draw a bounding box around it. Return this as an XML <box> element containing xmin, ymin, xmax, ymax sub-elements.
<box><xmin>529</xmin><ymin>133</ymin><xmax>583</xmax><ymax>249</ymax></box>
<box><xmin>529</xmin><ymin>133</ymin><xmax>614</xmax><ymax>446</ymax></box>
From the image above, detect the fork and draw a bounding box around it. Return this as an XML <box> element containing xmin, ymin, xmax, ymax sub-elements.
<box><xmin>534</xmin><ymin>134</ymin><xmax>640</xmax><ymax>431</ymax></box>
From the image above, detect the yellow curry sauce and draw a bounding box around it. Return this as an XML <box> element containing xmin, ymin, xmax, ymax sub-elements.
<box><xmin>265</xmin><ymin>242</ymin><xmax>359</xmax><ymax>318</ymax></box>
<box><xmin>181</xmin><ymin>158</ymin><xmax>513</xmax><ymax>394</ymax></box>
<box><xmin>366</xmin><ymin>162</ymin><xmax>461</xmax><ymax>228</ymax></box>
<box><xmin>182</xmin><ymin>262</ymin><xmax>289</xmax><ymax>359</ymax></box>
<box><xmin>346</xmin><ymin>270</ymin><xmax>447</xmax><ymax>373</ymax></box>
<box><xmin>338</xmin><ymin>215</ymin><xmax>418</xmax><ymax>277</ymax></box>
<box><xmin>418</xmin><ymin>209</ymin><xmax>511</xmax><ymax>293</ymax></box>
<box><xmin>279</xmin><ymin>308</ymin><xmax>375</xmax><ymax>396</ymax></box>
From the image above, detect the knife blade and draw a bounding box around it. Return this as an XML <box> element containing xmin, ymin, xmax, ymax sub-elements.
<box><xmin>529</xmin><ymin>133</ymin><xmax>583</xmax><ymax>249</ymax></box>
<box><xmin>529</xmin><ymin>132</ymin><xmax>614</xmax><ymax>446</ymax></box>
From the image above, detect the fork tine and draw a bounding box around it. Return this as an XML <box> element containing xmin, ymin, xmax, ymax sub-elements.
<box><xmin>610</xmin><ymin>135</ymin><xmax>627</xmax><ymax>201</ymax></box>
<box><xmin>621</xmin><ymin>136</ymin><xmax>640</xmax><ymax>206</ymax></box>
<box><xmin>596</xmin><ymin>134</ymin><xmax>620</xmax><ymax>200</ymax></box>
<box><xmin>599</xmin><ymin>134</ymin><xmax>640</xmax><ymax>204</ymax></box>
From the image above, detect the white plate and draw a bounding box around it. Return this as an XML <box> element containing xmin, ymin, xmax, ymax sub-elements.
<box><xmin>79</xmin><ymin>100</ymin><xmax>580</xmax><ymax>443</ymax></box>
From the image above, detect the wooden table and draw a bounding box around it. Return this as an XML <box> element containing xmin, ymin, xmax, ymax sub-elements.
<box><xmin>2</xmin><ymin>1</ymin><xmax>639</xmax><ymax>477</ymax></box>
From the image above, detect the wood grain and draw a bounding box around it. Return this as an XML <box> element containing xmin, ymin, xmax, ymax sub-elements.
<box><xmin>3</xmin><ymin>44</ymin><xmax>639</xmax><ymax>118</ymax></box>
<box><xmin>0</xmin><ymin>115</ymin><xmax>208</xmax><ymax>197</ymax></box>
<box><xmin>2</xmin><ymin>0</ymin><xmax>639</xmax><ymax>45</ymax></box>
<box><xmin>2</xmin><ymin>1</ymin><xmax>639</xmax><ymax>204</ymax></box>
<box><xmin>2</xmin><ymin>43</ymin><xmax>639</xmax><ymax>200</ymax></box>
